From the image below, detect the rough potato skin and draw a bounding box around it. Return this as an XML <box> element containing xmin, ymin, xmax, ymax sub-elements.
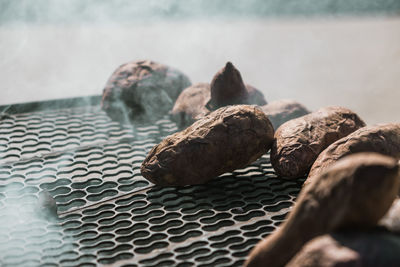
<box><xmin>287</xmin><ymin>231</ymin><xmax>400</xmax><ymax>267</ymax></box>
<box><xmin>245</xmin><ymin>153</ymin><xmax>400</xmax><ymax>267</ymax></box>
<box><xmin>306</xmin><ymin>123</ymin><xmax>400</xmax><ymax>185</ymax></box>
<box><xmin>141</xmin><ymin>105</ymin><xmax>274</xmax><ymax>186</ymax></box>
<box><xmin>170</xmin><ymin>82</ymin><xmax>267</xmax><ymax>128</ymax></box>
<box><xmin>270</xmin><ymin>106</ymin><xmax>365</xmax><ymax>178</ymax></box>
<box><xmin>101</xmin><ymin>60</ymin><xmax>191</xmax><ymax>123</ymax></box>
<box><xmin>261</xmin><ymin>99</ymin><xmax>310</xmax><ymax>130</ymax></box>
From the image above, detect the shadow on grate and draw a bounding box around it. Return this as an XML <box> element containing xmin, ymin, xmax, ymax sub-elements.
<box><xmin>0</xmin><ymin>100</ymin><xmax>304</xmax><ymax>267</ymax></box>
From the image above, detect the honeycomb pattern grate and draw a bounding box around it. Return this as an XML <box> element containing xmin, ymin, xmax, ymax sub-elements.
<box><xmin>0</xmin><ymin>100</ymin><xmax>303</xmax><ymax>266</ymax></box>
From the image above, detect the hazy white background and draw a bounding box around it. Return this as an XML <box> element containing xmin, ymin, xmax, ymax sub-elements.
<box><xmin>0</xmin><ymin>1</ymin><xmax>399</xmax><ymax>124</ymax></box>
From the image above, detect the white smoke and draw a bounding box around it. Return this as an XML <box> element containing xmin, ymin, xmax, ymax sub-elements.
<box><xmin>0</xmin><ymin>1</ymin><xmax>399</xmax><ymax>124</ymax></box>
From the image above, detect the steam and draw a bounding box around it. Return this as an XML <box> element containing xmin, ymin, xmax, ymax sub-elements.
<box><xmin>0</xmin><ymin>183</ymin><xmax>76</xmax><ymax>266</ymax></box>
<box><xmin>0</xmin><ymin>1</ymin><xmax>399</xmax><ymax>124</ymax></box>
<box><xmin>0</xmin><ymin>2</ymin><xmax>398</xmax><ymax>265</ymax></box>
<box><xmin>1</xmin><ymin>0</ymin><xmax>399</xmax><ymax>24</ymax></box>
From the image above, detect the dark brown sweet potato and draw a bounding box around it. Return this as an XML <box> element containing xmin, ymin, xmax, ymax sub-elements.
<box><xmin>287</xmin><ymin>231</ymin><xmax>400</xmax><ymax>267</ymax></box>
<box><xmin>170</xmin><ymin>62</ymin><xmax>267</xmax><ymax>128</ymax></box>
<box><xmin>141</xmin><ymin>105</ymin><xmax>274</xmax><ymax>186</ymax></box>
<box><xmin>208</xmin><ymin>61</ymin><xmax>248</xmax><ymax>108</ymax></box>
<box><xmin>207</xmin><ymin>62</ymin><xmax>267</xmax><ymax>109</ymax></box>
<box><xmin>270</xmin><ymin>106</ymin><xmax>365</xmax><ymax>178</ymax></box>
<box><xmin>307</xmin><ymin>123</ymin><xmax>400</xmax><ymax>186</ymax></box>
<box><xmin>261</xmin><ymin>99</ymin><xmax>310</xmax><ymax>130</ymax></box>
<box><xmin>101</xmin><ymin>60</ymin><xmax>191</xmax><ymax>123</ymax></box>
<box><xmin>245</xmin><ymin>153</ymin><xmax>400</xmax><ymax>267</ymax></box>
<box><xmin>170</xmin><ymin>81</ymin><xmax>267</xmax><ymax>128</ymax></box>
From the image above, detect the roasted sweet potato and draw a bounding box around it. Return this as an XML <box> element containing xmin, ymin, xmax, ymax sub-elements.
<box><xmin>101</xmin><ymin>60</ymin><xmax>191</xmax><ymax>123</ymax></box>
<box><xmin>207</xmin><ymin>62</ymin><xmax>266</xmax><ymax>109</ymax></box>
<box><xmin>270</xmin><ymin>106</ymin><xmax>365</xmax><ymax>178</ymax></box>
<box><xmin>261</xmin><ymin>99</ymin><xmax>310</xmax><ymax>130</ymax></box>
<box><xmin>170</xmin><ymin>62</ymin><xmax>267</xmax><ymax>128</ymax></box>
<box><xmin>307</xmin><ymin>123</ymin><xmax>400</xmax><ymax>186</ymax></box>
<box><xmin>141</xmin><ymin>105</ymin><xmax>274</xmax><ymax>186</ymax></box>
<box><xmin>287</xmin><ymin>231</ymin><xmax>400</xmax><ymax>267</ymax></box>
<box><xmin>245</xmin><ymin>153</ymin><xmax>400</xmax><ymax>267</ymax></box>
<box><xmin>170</xmin><ymin>82</ymin><xmax>266</xmax><ymax>128</ymax></box>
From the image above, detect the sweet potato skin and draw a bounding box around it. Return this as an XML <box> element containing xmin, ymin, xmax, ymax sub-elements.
<box><xmin>208</xmin><ymin>62</ymin><xmax>267</xmax><ymax>109</ymax></box>
<box><xmin>101</xmin><ymin>60</ymin><xmax>191</xmax><ymax>123</ymax></box>
<box><xmin>270</xmin><ymin>106</ymin><xmax>365</xmax><ymax>178</ymax></box>
<box><xmin>208</xmin><ymin>61</ymin><xmax>249</xmax><ymax>108</ymax></box>
<box><xmin>141</xmin><ymin>105</ymin><xmax>274</xmax><ymax>186</ymax></box>
<box><xmin>170</xmin><ymin>83</ymin><xmax>211</xmax><ymax>128</ymax></box>
<box><xmin>170</xmin><ymin>62</ymin><xmax>267</xmax><ymax>129</ymax></box>
<box><xmin>287</xmin><ymin>231</ymin><xmax>400</xmax><ymax>267</ymax></box>
<box><xmin>306</xmin><ymin>123</ymin><xmax>400</xmax><ymax>186</ymax></box>
<box><xmin>245</xmin><ymin>153</ymin><xmax>400</xmax><ymax>267</ymax></box>
<box><xmin>170</xmin><ymin>82</ymin><xmax>267</xmax><ymax>128</ymax></box>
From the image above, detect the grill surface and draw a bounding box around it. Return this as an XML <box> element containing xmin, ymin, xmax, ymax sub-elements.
<box><xmin>0</xmin><ymin>97</ymin><xmax>303</xmax><ymax>267</ymax></box>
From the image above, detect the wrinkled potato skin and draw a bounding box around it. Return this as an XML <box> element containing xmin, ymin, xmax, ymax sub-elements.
<box><xmin>245</xmin><ymin>153</ymin><xmax>400</xmax><ymax>267</ymax></box>
<box><xmin>307</xmin><ymin>123</ymin><xmax>400</xmax><ymax>186</ymax></box>
<box><xmin>270</xmin><ymin>106</ymin><xmax>365</xmax><ymax>178</ymax></box>
<box><xmin>287</xmin><ymin>231</ymin><xmax>400</xmax><ymax>267</ymax></box>
<box><xmin>141</xmin><ymin>105</ymin><xmax>274</xmax><ymax>186</ymax></box>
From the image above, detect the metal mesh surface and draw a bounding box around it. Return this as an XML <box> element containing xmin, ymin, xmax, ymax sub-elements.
<box><xmin>0</xmin><ymin>99</ymin><xmax>303</xmax><ymax>266</ymax></box>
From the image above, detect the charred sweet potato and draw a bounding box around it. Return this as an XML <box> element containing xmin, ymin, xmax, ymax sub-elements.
<box><xmin>270</xmin><ymin>106</ymin><xmax>365</xmax><ymax>178</ymax></box>
<box><xmin>101</xmin><ymin>60</ymin><xmax>191</xmax><ymax>123</ymax></box>
<box><xmin>141</xmin><ymin>105</ymin><xmax>274</xmax><ymax>186</ymax></box>
<box><xmin>261</xmin><ymin>99</ymin><xmax>310</xmax><ymax>130</ymax></box>
<box><xmin>245</xmin><ymin>153</ymin><xmax>400</xmax><ymax>267</ymax></box>
<box><xmin>307</xmin><ymin>123</ymin><xmax>400</xmax><ymax>186</ymax></box>
<box><xmin>287</xmin><ymin>231</ymin><xmax>400</xmax><ymax>267</ymax></box>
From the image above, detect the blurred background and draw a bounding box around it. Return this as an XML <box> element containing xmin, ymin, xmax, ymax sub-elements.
<box><xmin>0</xmin><ymin>0</ymin><xmax>399</xmax><ymax>124</ymax></box>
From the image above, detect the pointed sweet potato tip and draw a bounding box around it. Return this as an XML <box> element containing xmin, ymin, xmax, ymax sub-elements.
<box><xmin>209</xmin><ymin>62</ymin><xmax>249</xmax><ymax>108</ymax></box>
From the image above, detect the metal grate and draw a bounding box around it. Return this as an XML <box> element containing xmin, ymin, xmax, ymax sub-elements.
<box><xmin>0</xmin><ymin>97</ymin><xmax>303</xmax><ymax>266</ymax></box>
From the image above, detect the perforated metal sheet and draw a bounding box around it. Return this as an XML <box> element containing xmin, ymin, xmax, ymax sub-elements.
<box><xmin>0</xmin><ymin>99</ymin><xmax>303</xmax><ymax>266</ymax></box>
